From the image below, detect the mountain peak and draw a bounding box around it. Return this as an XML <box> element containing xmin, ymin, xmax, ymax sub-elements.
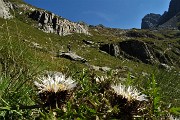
<box><xmin>141</xmin><ymin>0</ymin><xmax>180</xmax><ymax>29</ymax></box>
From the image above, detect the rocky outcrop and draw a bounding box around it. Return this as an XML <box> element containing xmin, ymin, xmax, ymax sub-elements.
<box><xmin>29</xmin><ymin>10</ymin><xmax>90</xmax><ymax>36</ymax></box>
<box><xmin>99</xmin><ymin>40</ymin><xmax>172</xmax><ymax>65</ymax></box>
<box><xmin>141</xmin><ymin>0</ymin><xmax>180</xmax><ymax>29</ymax></box>
<box><xmin>141</xmin><ymin>13</ymin><xmax>161</xmax><ymax>29</ymax></box>
<box><xmin>0</xmin><ymin>0</ymin><xmax>13</xmax><ymax>19</ymax></box>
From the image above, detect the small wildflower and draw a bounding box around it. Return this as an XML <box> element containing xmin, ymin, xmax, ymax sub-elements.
<box><xmin>95</xmin><ymin>76</ymin><xmax>106</xmax><ymax>83</ymax></box>
<box><xmin>111</xmin><ymin>83</ymin><xmax>148</xmax><ymax>102</ymax></box>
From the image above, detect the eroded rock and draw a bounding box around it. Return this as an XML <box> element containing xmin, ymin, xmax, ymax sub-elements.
<box><xmin>29</xmin><ymin>10</ymin><xmax>90</xmax><ymax>36</ymax></box>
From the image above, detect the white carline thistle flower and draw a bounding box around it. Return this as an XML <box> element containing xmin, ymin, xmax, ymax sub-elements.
<box><xmin>111</xmin><ymin>84</ymin><xmax>148</xmax><ymax>102</ymax></box>
<box><xmin>34</xmin><ymin>73</ymin><xmax>77</xmax><ymax>93</ymax></box>
<box><xmin>169</xmin><ymin>115</ymin><xmax>180</xmax><ymax>120</ymax></box>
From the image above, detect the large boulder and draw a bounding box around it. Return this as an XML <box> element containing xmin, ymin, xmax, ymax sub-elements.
<box><xmin>0</xmin><ymin>0</ymin><xmax>13</xmax><ymax>19</ymax></box>
<box><xmin>29</xmin><ymin>10</ymin><xmax>90</xmax><ymax>36</ymax></box>
<box><xmin>141</xmin><ymin>13</ymin><xmax>161</xmax><ymax>29</ymax></box>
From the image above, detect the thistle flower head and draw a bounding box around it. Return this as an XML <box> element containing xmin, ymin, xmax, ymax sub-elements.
<box><xmin>34</xmin><ymin>73</ymin><xmax>76</xmax><ymax>93</ymax></box>
<box><xmin>111</xmin><ymin>84</ymin><xmax>148</xmax><ymax>102</ymax></box>
<box><xmin>169</xmin><ymin>115</ymin><xmax>180</xmax><ymax>120</ymax></box>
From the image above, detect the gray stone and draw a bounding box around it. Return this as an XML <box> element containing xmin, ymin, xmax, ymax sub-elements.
<box><xmin>0</xmin><ymin>0</ymin><xmax>13</xmax><ymax>19</ymax></box>
<box><xmin>57</xmin><ymin>52</ymin><xmax>87</xmax><ymax>63</ymax></box>
<box><xmin>158</xmin><ymin>63</ymin><xmax>174</xmax><ymax>71</ymax></box>
<box><xmin>88</xmin><ymin>64</ymin><xmax>111</xmax><ymax>72</ymax></box>
<box><xmin>83</xmin><ymin>39</ymin><xmax>94</xmax><ymax>45</ymax></box>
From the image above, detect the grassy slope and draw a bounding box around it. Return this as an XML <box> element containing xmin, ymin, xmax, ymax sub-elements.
<box><xmin>0</xmin><ymin>0</ymin><xmax>179</xmax><ymax>114</ymax></box>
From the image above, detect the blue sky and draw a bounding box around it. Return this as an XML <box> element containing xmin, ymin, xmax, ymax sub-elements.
<box><xmin>24</xmin><ymin>0</ymin><xmax>170</xmax><ymax>29</ymax></box>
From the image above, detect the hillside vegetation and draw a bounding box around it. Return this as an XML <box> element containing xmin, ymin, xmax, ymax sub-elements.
<box><xmin>0</xmin><ymin>0</ymin><xmax>179</xmax><ymax>119</ymax></box>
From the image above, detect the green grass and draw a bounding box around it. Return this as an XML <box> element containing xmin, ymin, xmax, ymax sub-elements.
<box><xmin>0</xmin><ymin>4</ymin><xmax>180</xmax><ymax>119</ymax></box>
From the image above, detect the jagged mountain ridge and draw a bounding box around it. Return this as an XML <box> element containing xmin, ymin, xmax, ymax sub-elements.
<box><xmin>141</xmin><ymin>0</ymin><xmax>180</xmax><ymax>29</ymax></box>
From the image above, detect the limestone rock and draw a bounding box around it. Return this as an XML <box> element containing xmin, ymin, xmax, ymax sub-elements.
<box><xmin>141</xmin><ymin>13</ymin><xmax>161</xmax><ymax>29</ymax></box>
<box><xmin>158</xmin><ymin>63</ymin><xmax>175</xmax><ymax>71</ymax></box>
<box><xmin>57</xmin><ymin>52</ymin><xmax>87</xmax><ymax>63</ymax></box>
<box><xmin>88</xmin><ymin>65</ymin><xmax>111</xmax><ymax>72</ymax></box>
<box><xmin>83</xmin><ymin>39</ymin><xmax>94</xmax><ymax>45</ymax></box>
<box><xmin>29</xmin><ymin>10</ymin><xmax>90</xmax><ymax>36</ymax></box>
<box><xmin>0</xmin><ymin>0</ymin><xmax>13</xmax><ymax>19</ymax></box>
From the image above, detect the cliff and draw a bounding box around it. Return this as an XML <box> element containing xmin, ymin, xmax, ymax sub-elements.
<box><xmin>1</xmin><ymin>0</ymin><xmax>90</xmax><ymax>36</ymax></box>
<box><xmin>29</xmin><ymin>10</ymin><xmax>90</xmax><ymax>36</ymax></box>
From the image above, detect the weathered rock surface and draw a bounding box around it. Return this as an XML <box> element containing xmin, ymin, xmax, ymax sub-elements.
<box><xmin>141</xmin><ymin>13</ymin><xmax>161</xmax><ymax>29</ymax></box>
<box><xmin>99</xmin><ymin>40</ymin><xmax>173</xmax><ymax>65</ymax></box>
<box><xmin>29</xmin><ymin>10</ymin><xmax>90</xmax><ymax>36</ymax></box>
<box><xmin>57</xmin><ymin>52</ymin><xmax>87</xmax><ymax>63</ymax></box>
<box><xmin>0</xmin><ymin>0</ymin><xmax>13</xmax><ymax>19</ymax></box>
<box><xmin>158</xmin><ymin>63</ymin><xmax>174</xmax><ymax>71</ymax></box>
<box><xmin>88</xmin><ymin>64</ymin><xmax>111</xmax><ymax>72</ymax></box>
<box><xmin>83</xmin><ymin>39</ymin><xmax>94</xmax><ymax>45</ymax></box>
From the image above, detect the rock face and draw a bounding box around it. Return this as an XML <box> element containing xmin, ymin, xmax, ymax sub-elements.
<box><xmin>29</xmin><ymin>10</ymin><xmax>90</xmax><ymax>36</ymax></box>
<box><xmin>141</xmin><ymin>0</ymin><xmax>180</xmax><ymax>29</ymax></box>
<box><xmin>141</xmin><ymin>13</ymin><xmax>161</xmax><ymax>29</ymax></box>
<box><xmin>99</xmin><ymin>40</ymin><xmax>172</xmax><ymax>65</ymax></box>
<box><xmin>100</xmin><ymin>40</ymin><xmax>154</xmax><ymax>64</ymax></box>
<box><xmin>0</xmin><ymin>0</ymin><xmax>13</xmax><ymax>19</ymax></box>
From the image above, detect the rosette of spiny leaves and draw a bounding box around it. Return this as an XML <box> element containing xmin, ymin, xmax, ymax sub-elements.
<box><xmin>109</xmin><ymin>83</ymin><xmax>148</xmax><ymax>119</ymax></box>
<box><xmin>34</xmin><ymin>72</ymin><xmax>77</xmax><ymax>109</ymax></box>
